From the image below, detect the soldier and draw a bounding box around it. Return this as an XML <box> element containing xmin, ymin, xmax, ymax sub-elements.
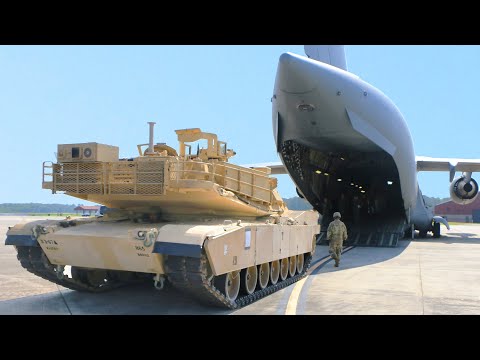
<box><xmin>327</xmin><ymin>211</ymin><xmax>348</xmax><ymax>267</ymax></box>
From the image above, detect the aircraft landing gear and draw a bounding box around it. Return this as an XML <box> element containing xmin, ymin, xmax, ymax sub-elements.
<box><xmin>432</xmin><ymin>222</ymin><xmax>441</xmax><ymax>238</ymax></box>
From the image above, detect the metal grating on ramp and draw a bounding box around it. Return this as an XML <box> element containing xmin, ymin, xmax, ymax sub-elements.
<box><xmin>317</xmin><ymin>216</ymin><xmax>406</xmax><ymax>248</ymax></box>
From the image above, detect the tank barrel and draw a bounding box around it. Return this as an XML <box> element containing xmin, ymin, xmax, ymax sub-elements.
<box><xmin>147</xmin><ymin>122</ymin><xmax>156</xmax><ymax>154</ymax></box>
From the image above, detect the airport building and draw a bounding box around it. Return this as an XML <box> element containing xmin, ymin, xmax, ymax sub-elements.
<box><xmin>74</xmin><ymin>205</ymin><xmax>100</xmax><ymax>216</ymax></box>
<box><xmin>435</xmin><ymin>197</ymin><xmax>480</xmax><ymax>223</ymax></box>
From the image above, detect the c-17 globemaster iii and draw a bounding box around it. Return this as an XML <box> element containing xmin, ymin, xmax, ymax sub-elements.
<box><xmin>266</xmin><ymin>45</ymin><xmax>480</xmax><ymax>245</ymax></box>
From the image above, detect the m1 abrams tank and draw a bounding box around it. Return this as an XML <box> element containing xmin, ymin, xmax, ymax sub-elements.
<box><xmin>5</xmin><ymin>123</ymin><xmax>320</xmax><ymax>309</ymax></box>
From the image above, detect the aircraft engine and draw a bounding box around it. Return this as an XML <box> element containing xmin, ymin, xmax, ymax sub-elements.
<box><xmin>450</xmin><ymin>175</ymin><xmax>479</xmax><ymax>205</ymax></box>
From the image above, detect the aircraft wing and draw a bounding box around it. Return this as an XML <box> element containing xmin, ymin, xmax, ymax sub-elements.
<box><xmin>245</xmin><ymin>157</ymin><xmax>480</xmax><ymax>176</ymax></box>
<box><xmin>416</xmin><ymin>156</ymin><xmax>480</xmax><ymax>181</ymax></box>
<box><xmin>416</xmin><ymin>156</ymin><xmax>480</xmax><ymax>172</ymax></box>
<box><xmin>241</xmin><ymin>162</ymin><xmax>287</xmax><ymax>175</ymax></box>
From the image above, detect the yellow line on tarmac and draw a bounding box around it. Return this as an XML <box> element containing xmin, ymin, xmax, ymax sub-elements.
<box><xmin>285</xmin><ymin>246</ymin><xmax>353</xmax><ymax>315</ymax></box>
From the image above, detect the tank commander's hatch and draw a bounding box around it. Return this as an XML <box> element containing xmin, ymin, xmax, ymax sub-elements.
<box><xmin>175</xmin><ymin>128</ymin><xmax>236</xmax><ymax>162</ymax></box>
<box><xmin>137</xmin><ymin>143</ymin><xmax>178</xmax><ymax>157</ymax></box>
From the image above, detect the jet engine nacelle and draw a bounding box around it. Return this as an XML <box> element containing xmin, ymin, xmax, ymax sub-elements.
<box><xmin>449</xmin><ymin>175</ymin><xmax>479</xmax><ymax>205</ymax></box>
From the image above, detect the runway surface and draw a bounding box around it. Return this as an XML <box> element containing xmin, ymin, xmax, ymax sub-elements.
<box><xmin>2</xmin><ymin>216</ymin><xmax>480</xmax><ymax>315</ymax></box>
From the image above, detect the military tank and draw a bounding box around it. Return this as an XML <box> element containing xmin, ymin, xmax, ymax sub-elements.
<box><xmin>5</xmin><ymin>123</ymin><xmax>320</xmax><ymax>309</ymax></box>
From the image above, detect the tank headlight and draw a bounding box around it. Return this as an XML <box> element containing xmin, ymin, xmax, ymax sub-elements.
<box><xmin>137</xmin><ymin>231</ymin><xmax>146</xmax><ymax>239</ymax></box>
<box><xmin>84</xmin><ymin>148</ymin><xmax>92</xmax><ymax>158</ymax></box>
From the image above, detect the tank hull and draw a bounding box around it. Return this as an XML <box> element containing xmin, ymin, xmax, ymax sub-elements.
<box><xmin>6</xmin><ymin>210</ymin><xmax>319</xmax><ymax>308</ymax></box>
<box><xmin>7</xmin><ymin>210</ymin><xmax>319</xmax><ymax>276</ymax></box>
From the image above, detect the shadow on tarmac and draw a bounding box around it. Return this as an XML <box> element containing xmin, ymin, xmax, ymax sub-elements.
<box><xmin>312</xmin><ymin>242</ymin><xmax>409</xmax><ymax>275</ymax></box>
<box><xmin>412</xmin><ymin>233</ymin><xmax>480</xmax><ymax>245</ymax></box>
<box><xmin>0</xmin><ymin>282</ymin><xmax>233</xmax><ymax>315</ymax></box>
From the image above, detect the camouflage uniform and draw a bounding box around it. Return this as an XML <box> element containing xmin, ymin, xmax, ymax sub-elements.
<box><xmin>327</xmin><ymin>217</ymin><xmax>348</xmax><ymax>267</ymax></box>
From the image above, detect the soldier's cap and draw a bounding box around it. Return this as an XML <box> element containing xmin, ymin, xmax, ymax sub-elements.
<box><xmin>333</xmin><ymin>212</ymin><xmax>341</xmax><ymax>219</ymax></box>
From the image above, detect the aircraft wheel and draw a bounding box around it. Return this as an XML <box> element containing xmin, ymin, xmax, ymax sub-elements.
<box><xmin>433</xmin><ymin>222</ymin><xmax>441</xmax><ymax>238</ymax></box>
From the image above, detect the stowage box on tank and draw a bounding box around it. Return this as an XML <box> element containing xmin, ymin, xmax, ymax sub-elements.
<box><xmin>56</xmin><ymin>142</ymin><xmax>119</xmax><ymax>163</ymax></box>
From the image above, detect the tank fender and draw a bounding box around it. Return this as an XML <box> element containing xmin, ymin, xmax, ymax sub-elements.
<box><xmin>5</xmin><ymin>219</ymin><xmax>64</xmax><ymax>247</ymax></box>
<box><xmin>5</xmin><ymin>234</ymin><xmax>39</xmax><ymax>247</ymax></box>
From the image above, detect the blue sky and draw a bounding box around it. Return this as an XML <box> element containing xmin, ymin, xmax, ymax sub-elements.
<box><xmin>1</xmin><ymin>45</ymin><xmax>479</xmax><ymax>205</ymax></box>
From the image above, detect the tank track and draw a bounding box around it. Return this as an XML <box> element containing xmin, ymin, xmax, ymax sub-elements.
<box><xmin>15</xmin><ymin>244</ymin><xmax>313</xmax><ymax>308</ymax></box>
<box><xmin>15</xmin><ymin>246</ymin><xmax>138</xmax><ymax>293</ymax></box>
<box><xmin>165</xmin><ymin>252</ymin><xmax>313</xmax><ymax>309</ymax></box>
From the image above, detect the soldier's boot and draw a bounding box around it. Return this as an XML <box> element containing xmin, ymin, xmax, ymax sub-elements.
<box><xmin>334</xmin><ymin>260</ymin><xmax>339</xmax><ymax>267</ymax></box>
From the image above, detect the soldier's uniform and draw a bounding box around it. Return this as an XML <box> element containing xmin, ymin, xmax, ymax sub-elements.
<box><xmin>327</xmin><ymin>212</ymin><xmax>348</xmax><ymax>267</ymax></box>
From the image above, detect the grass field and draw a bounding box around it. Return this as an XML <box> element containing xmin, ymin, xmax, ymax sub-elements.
<box><xmin>1</xmin><ymin>213</ymin><xmax>82</xmax><ymax>217</ymax></box>
<box><xmin>448</xmin><ymin>222</ymin><xmax>479</xmax><ymax>226</ymax></box>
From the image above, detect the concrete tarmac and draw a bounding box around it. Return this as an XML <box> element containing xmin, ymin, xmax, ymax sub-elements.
<box><xmin>2</xmin><ymin>216</ymin><xmax>480</xmax><ymax>315</ymax></box>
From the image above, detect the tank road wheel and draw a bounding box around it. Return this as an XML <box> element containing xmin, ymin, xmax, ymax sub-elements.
<box><xmin>71</xmin><ymin>267</ymin><xmax>88</xmax><ymax>283</ymax></box>
<box><xmin>270</xmin><ymin>260</ymin><xmax>280</xmax><ymax>285</ymax></box>
<box><xmin>215</xmin><ymin>271</ymin><xmax>241</xmax><ymax>302</ymax></box>
<box><xmin>433</xmin><ymin>222</ymin><xmax>441</xmax><ymax>238</ymax></box>
<box><xmin>72</xmin><ymin>267</ymin><xmax>108</xmax><ymax>287</ymax></box>
<box><xmin>280</xmin><ymin>258</ymin><xmax>289</xmax><ymax>281</ymax></box>
<box><xmin>240</xmin><ymin>266</ymin><xmax>258</xmax><ymax>295</ymax></box>
<box><xmin>258</xmin><ymin>263</ymin><xmax>270</xmax><ymax>289</ymax></box>
<box><xmin>296</xmin><ymin>253</ymin><xmax>305</xmax><ymax>274</ymax></box>
<box><xmin>288</xmin><ymin>256</ymin><xmax>297</xmax><ymax>277</ymax></box>
<box><xmin>86</xmin><ymin>269</ymin><xmax>108</xmax><ymax>287</ymax></box>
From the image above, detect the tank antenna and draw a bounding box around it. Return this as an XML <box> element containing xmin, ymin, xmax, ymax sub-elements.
<box><xmin>147</xmin><ymin>122</ymin><xmax>156</xmax><ymax>154</ymax></box>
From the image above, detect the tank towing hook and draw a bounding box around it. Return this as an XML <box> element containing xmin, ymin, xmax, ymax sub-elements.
<box><xmin>153</xmin><ymin>273</ymin><xmax>166</xmax><ymax>290</ymax></box>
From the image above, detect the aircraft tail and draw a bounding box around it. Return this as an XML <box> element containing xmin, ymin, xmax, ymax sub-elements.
<box><xmin>304</xmin><ymin>45</ymin><xmax>347</xmax><ymax>71</ymax></box>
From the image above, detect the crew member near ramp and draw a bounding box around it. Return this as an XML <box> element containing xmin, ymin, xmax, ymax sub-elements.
<box><xmin>327</xmin><ymin>212</ymin><xmax>348</xmax><ymax>267</ymax></box>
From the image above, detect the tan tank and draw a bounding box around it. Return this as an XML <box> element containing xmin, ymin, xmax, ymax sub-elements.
<box><xmin>6</xmin><ymin>123</ymin><xmax>320</xmax><ymax>308</ymax></box>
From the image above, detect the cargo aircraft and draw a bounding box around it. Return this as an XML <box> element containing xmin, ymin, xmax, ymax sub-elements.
<box><xmin>264</xmin><ymin>46</ymin><xmax>480</xmax><ymax>244</ymax></box>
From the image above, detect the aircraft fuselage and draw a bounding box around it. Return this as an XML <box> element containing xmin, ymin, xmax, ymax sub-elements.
<box><xmin>272</xmin><ymin>52</ymin><xmax>426</xmax><ymax>232</ymax></box>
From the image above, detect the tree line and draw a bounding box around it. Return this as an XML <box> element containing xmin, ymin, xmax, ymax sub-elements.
<box><xmin>0</xmin><ymin>196</ymin><xmax>450</xmax><ymax>214</ymax></box>
<box><xmin>283</xmin><ymin>195</ymin><xmax>449</xmax><ymax>211</ymax></box>
<box><xmin>0</xmin><ymin>203</ymin><xmax>79</xmax><ymax>213</ymax></box>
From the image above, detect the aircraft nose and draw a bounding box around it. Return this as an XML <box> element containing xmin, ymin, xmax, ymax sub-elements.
<box><xmin>276</xmin><ymin>52</ymin><xmax>318</xmax><ymax>94</ymax></box>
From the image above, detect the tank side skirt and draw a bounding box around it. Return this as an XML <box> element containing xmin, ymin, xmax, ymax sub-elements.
<box><xmin>153</xmin><ymin>242</ymin><xmax>202</xmax><ymax>258</ymax></box>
